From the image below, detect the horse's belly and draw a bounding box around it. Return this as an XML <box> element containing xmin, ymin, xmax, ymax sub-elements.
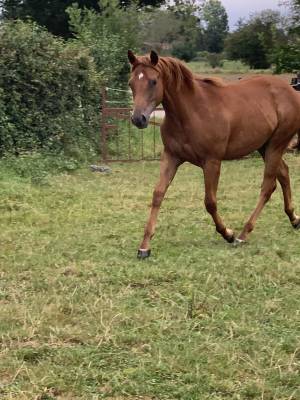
<box><xmin>224</xmin><ymin>132</ymin><xmax>270</xmax><ymax>160</ymax></box>
<box><xmin>224</xmin><ymin>110</ymin><xmax>278</xmax><ymax>159</ymax></box>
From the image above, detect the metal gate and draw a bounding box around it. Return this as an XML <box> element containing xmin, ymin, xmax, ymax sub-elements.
<box><xmin>101</xmin><ymin>87</ymin><xmax>163</xmax><ymax>162</ymax></box>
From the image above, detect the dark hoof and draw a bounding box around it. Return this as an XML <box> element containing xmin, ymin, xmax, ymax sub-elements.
<box><xmin>224</xmin><ymin>229</ymin><xmax>235</xmax><ymax>243</ymax></box>
<box><xmin>292</xmin><ymin>220</ymin><xmax>300</xmax><ymax>229</ymax></box>
<box><xmin>137</xmin><ymin>249</ymin><xmax>151</xmax><ymax>259</ymax></box>
<box><xmin>232</xmin><ymin>238</ymin><xmax>246</xmax><ymax>247</ymax></box>
<box><xmin>226</xmin><ymin>234</ymin><xmax>235</xmax><ymax>243</ymax></box>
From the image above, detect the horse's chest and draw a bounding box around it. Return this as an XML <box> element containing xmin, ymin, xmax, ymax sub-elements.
<box><xmin>162</xmin><ymin>132</ymin><xmax>205</xmax><ymax>164</ymax></box>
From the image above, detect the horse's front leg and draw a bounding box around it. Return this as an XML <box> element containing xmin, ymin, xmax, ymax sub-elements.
<box><xmin>138</xmin><ymin>151</ymin><xmax>181</xmax><ymax>258</ymax></box>
<box><xmin>203</xmin><ymin>159</ymin><xmax>235</xmax><ymax>243</ymax></box>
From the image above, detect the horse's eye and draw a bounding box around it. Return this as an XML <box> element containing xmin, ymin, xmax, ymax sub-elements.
<box><xmin>150</xmin><ymin>79</ymin><xmax>157</xmax><ymax>87</ymax></box>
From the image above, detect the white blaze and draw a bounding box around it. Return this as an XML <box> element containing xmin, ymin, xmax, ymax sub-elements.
<box><xmin>138</xmin><ymin>73</ymin><xmax>144</xmax><ymax>80</ymax></box>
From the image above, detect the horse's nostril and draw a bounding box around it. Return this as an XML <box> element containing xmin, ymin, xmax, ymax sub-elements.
<box><xmin>141</xmin><ymin>114</ymin><xmax>147</xmax><ymax>124</ymax></box>
<box><xmin>131</xmin><ymin>113</ymin><xmax>148</xmax><ymax>128</ymax></box>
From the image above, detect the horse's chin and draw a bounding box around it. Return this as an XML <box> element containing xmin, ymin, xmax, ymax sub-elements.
<box><xmin>137</xmin><ymin>122</ymin><xmax>149</xmax><ymax>130</ymax></box>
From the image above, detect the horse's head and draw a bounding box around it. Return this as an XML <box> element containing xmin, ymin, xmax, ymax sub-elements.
<box><xmin>128</xmin><ymin>50</ymin><xmax>163</xmax><ymax>129</ymax></box>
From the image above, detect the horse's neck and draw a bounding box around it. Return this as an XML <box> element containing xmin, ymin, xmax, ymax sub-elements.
<box><xmin>162</xmin><ymin>83</ymin><xmax>200</xmax><ymax>124</ymax></box>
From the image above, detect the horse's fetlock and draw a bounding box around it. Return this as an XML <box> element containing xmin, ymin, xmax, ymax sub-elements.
<box><xmin>143</xmin><ymin>229</ymin><xmax>152</xmax><ymax>240</ymax></box>
<box><xmin>245</xmin><ymin>222</ymin><xmax>254</xmax><ymax>233</ymax></box>
<box><xmin>285</xmin><ymin>207</ymin><xmax>294</xmax><ymax>216</ymax></box>
<box><xmin>216</xmin><ymin>226</ymin><xmax>226</xmax><ymax>235</ymax></box>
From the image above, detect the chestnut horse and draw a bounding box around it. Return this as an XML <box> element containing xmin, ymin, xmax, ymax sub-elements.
<box><xmin>127</xmin><ymin>50</ymin><xmax>300</xmax><ymax>258</ymax></box>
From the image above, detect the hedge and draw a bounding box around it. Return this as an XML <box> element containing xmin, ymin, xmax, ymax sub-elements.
<box><xmin>0</xmin><ymin>20</ymin><xmax>102</xmax><ymax>157</ymax></box>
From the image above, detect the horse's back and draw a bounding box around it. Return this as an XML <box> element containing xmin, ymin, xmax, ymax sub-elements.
<box><xmin>221</xmin><ymin>75</ymin><xmax>300</xmax><ymax>159</ymax></box>
<box><xmin>227</xmin><ymin>75</ymin><xmax>300</xmax><ymax>124</ymax></box>
<box><xmin>234</xmin><ymin>75</ymin><xmax>300</xmax><ymax>104</ymax></box>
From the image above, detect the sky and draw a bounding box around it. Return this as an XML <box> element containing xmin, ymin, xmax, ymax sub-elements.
<box><xmin>220</xmin><ymin>0</ymin><xmax>289</xmax><ymax>29</ymax></box>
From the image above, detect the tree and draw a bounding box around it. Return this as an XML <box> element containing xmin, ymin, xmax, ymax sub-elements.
<box><xmin>278</xmin><ymin>0</ymin><xmax>300</xmax><ymax>32</ymax></box>
<box><xmin>202</xmin><ymin>0</ymin><xmax>229</xmax><ymax>53</ymax></box>
<box><xmin>273</xmin><ymin>0</ymin><xmax>300</xmax><ymax>72</ymax></box>
<box><xmin>168</xmin><ymin>0</ymin><xmax>203</xmax><ymax>61</ymax></box>
<box><xmin>0</xmin><ymin>0</ymin><xmax>165</xmax><ymax>38</ymax></box>
<box><xmin>225</xmin><ymin>10</ymin><xmax>286</xmax><ymax>69</ymax></box>
<box><xmin>0</xmin><ymin>0</ymin><xmax>101</xmax><ymax>37</ymax></box>
<box><xmin>290</xmin><ymin>0</ymin><xmax>300</xmax><ymax>34</ymax></box>
<box><xmin>138</xmin><ymin>1</ymin><xmax>205</xmax><ymax>60</ymax></box>
<box><xmin>0</xmin><ymin>0</ymin><xmax>20</xmax><ymax>19</ymax></box>
<box><xmin>139</xmin><ymin>9</ymin><xmax>181</xmax><ymax>53</ymax></box>
<box><xmin>67</xmin><ymin>1</ymin><xmax>141</xmax><ymax>88</ymax></box>
<box><xmin>120</xmin><ymin>0</ymin><xmax>165</xmax><ymax>7</ymax></box>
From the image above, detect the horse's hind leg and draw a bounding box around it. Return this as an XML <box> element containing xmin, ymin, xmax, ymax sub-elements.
<box><xmin>277</xmin><ymin>159</ymin><xmax>300</xmax><ymax>228</ymax></box>
<box><xmin>259</xmin><ymin>148</ymin><xmax>300</xmax><ymax>228</ymax></box>
<box><xmin>137</xmin><ymin>150</ymin><xmax>181</xmax><ymax>258</ymax></box>
<box><xmin>203</xmin><ymin>159</ymin><xmax>235</xmax><ymax>243</ymax></box>
<box><xmin>237</xmin><ymin>145</ymin><xmax>283</xmax><ymax>242</ymax></box>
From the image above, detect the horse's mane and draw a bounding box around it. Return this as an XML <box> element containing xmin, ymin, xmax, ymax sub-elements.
<box><xmin>134</xmin><ymin>55</ymin><xmax>226</xmax><ymax>91</ymax></box>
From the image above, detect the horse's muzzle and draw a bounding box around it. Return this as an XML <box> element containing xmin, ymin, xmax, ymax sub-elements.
<box><xmin>131</xmin><ymin>113</ymin><xmax>149</xmax><ymax>129</ymax></box>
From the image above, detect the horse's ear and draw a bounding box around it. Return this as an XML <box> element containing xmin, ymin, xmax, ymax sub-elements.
<box><xmin>128</xmin><ymin>50</ymin><xmax>137</xmax><ymax>66</ymax></box>
<box><xmin>150</xmin><ymin>50</ymin><xmax>159</xmax><ymax>66</ymax></box>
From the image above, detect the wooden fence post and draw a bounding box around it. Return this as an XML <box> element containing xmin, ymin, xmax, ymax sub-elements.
<box><xmin>101</xmin><ymin>87</ymin><xmax>108</xmax><ymax>163</ymax></box>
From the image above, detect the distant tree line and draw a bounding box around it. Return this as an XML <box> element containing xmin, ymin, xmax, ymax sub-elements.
<box><xmin>0</xmin><ymin>0</ymin><xmax>229</xmax><ymax>61</ymax></box>
<box><xmin>1</xmin><ymin>0</ymin><xmax>299</xmax><ymax>71</ymax></box>
<box><xmin>225</xmin><ymin>1</ymin><xmax>300</xmax><ymax>71</ymax></box>
<box><xmin>0</xmin><ymin>0</ymin><xmax>166</xmax><ymax>37</ymax></box>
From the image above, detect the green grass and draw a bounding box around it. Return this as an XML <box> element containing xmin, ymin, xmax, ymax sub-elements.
<box><xmin>186</xmin><ymin>61</ymin><xmax>297</xmax><ymax>85</ymax></box>
<box><xmin>0</xmin><ymin>155</ymin><xmax>300</xmax><ymax>399</ymax></box>
<box><xmin>187</xmin><ymin>60</ymin><xmax>273</xmax><ymax>75</ymax></box>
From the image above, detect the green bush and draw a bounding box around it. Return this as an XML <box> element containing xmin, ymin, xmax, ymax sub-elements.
<box><xmin>206</xmin><ymin>52</ymin><xmax>224</xmax><ymax>68</ymax></box>
<box><xmin>0</xmin><ymin>20</ymin><xmax>101</xmax><ymax>157</ymax></box>
<box><xmin>68</xmin><ymin>1</ymin><xmax>140</xmax><ymax>91</ymax></box>
<box><xmin>172</xmin><ymin>41</ymin><xmax>198</xmax><ymax>62</ymax></box>
<box><xmin>273</xmin><ymin>39</ymin><xmax>300</xmax><ymax>73</ymax></box>
<box><xmin>224</xmin><ymin>10</ymin><xmax>285</xmax><ymax>70</ymax></box>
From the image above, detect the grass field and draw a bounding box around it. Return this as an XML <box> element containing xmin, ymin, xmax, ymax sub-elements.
<box><xmin>0</xmin><ymin>154</ymin><xmax>300</xmax><ymax>399</ymax></box>
<box><xmin>187</xmin><ymin>61</ymin><xmax>294</xmax><ymax>84</ymax></box>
